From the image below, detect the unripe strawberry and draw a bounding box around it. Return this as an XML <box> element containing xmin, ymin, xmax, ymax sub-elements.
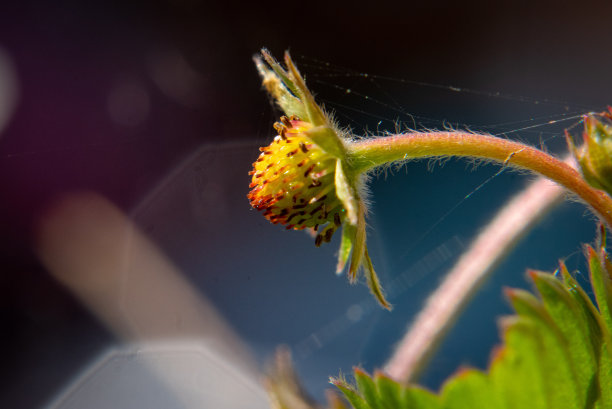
<box><xmin>248</xmin><ymin>116</ymin><xmax>344</xmax><ymax>246</ymax></box>
<box><xmin>249</xmin><ymin>49</ymin><xmax>390</xmax><ymax>309</ymax></box>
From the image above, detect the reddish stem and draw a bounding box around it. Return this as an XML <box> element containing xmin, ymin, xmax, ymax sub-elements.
<box><xmin>349</xmin><ymin>132</ymin><xmax>612</xmax><ymax>228</ymax></box>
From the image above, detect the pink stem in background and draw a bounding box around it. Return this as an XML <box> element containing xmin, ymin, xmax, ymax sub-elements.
<box><xmin>384</xmin><ymin>156</ymin><xmax>575</xmax><ymax>382</ymax></box>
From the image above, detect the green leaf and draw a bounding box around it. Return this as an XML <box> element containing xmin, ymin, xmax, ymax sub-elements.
<box><xmin>490</xmin><ymin>317</ymin><xmax>547</xmax><ymax>409</ymax></box>
<box><xmin>599</xmin><ymin>342</ymin><xmax>612</xmax><ymax>409</ymax></box>
<box><xmin>588</xmin><ymin>245</ymin><xmax>612</xmax><ymax>336</ymax></box>
<box><xmin>354</xmin><ymin>368</ymin><xmax>382</xmax><ymax>409</ymax></box>
<box><xmin>331</xmin><ymin>377</ymin><xmax>370</xmax><ymax>409</ymax></box>
<box><xmin>440</xmin><ymin>368</ymin><xmax>496</xmax><ymax>409</ymax></box>
<box><xmin>333</xmin><ymin>371</ymin><xmax>440</xmax><ymax>409</ymax></box>
<box><xmin>333</xmin><ymin>246</ymin><xmax>612</xmax><ymax>409</ymax></box>
<box><xmin>504</xmin><ymin>287</ymin><xmax>543</xmax><ymax>318</ymax></box>
<box><xmin>373</xmin><ymin>372</ymin><xmax>403</xmax><ymax>409</ymax></box>
<box><xmin>531</xmin><ymin>271</ymin><xmax>598</xmax><ymax>403</ymax></box>
<box><xmin>402</xmin><ymin>386</ymin><xmax>439</xmax><ymax>409</ymax></box>
<box><xmin>560</xmin><ymin>263</ymin><xmax>604</xmax><ymax>347</ymax></box>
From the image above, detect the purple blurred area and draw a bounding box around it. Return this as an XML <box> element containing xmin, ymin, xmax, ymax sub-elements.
<box><xmin>1</xmin><ymin>1</ymin><xmax>612</xmax><ymax>408</ymax></box>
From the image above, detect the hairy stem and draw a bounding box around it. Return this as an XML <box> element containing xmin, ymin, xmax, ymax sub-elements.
<box><xmin>348</xmin><ymin>132</ymin><xmax>612</xmax><ymax>228</ymax></box>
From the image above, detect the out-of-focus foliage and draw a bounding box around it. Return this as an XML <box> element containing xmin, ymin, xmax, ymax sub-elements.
<box><xmin>332</xmin><ymin>240</ymin><xmax>612</xmax><ymax>409</ymax></box>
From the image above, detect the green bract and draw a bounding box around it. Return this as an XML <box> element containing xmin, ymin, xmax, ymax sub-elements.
<box><xmin>569</xmin><ymin>108</ymin><xmax>612</xmax><ymax>195</ymax></box>
<box><xmin>251</xmin><ymin>49</ymin><xmax>390</xmax><ymax>309</ymax></box>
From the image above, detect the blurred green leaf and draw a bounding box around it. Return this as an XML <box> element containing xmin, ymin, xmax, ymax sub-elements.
<box><xmin>440</xmin><ymin>368</ymin><xmax>495</xmax><ymax>409</ymax></box>
<box><xmin>332</xmin><ymin>246</ymin><xmax>612</xmax><ymax>409</ymax></box>
<box><xmin>599</xmin><ymin>343</ymin><xmax>612</xmax><ymax>409</ymax></box>
<box><xmin>373</xmin><ymin>372</ymin><xmax>403</xmax><ymax>409</ymax></box>
<box><xmin>589</xmin><ymin>245</ymin><xmax>612</xmax><ymax>336</ymax></box>
<box><xmin>531</xmin><ymin>271</ymin><xmax>597</xmax><ymax>405</ymax></box>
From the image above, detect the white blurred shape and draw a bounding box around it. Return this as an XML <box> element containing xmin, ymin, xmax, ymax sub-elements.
<box><xmin>148</xmin><ymin>47</ymin><xmax>203</xmax><ymax>107</ymax></box>
<box><xmin>0</xmin><ymin>46</ymin><xmax>19</xmax><ymax>136</ymax></box>
<box><xmin>107</xmin><ymin>81</ymin><xmax>150</xmax><ymax>126</ymax></box>
<box><xmin>46</xmin><ymin>342</ymin><xmax>270</xmax><ymax>409</ymax></box>
<box><xmin>36</xmin><ymin>192</ymin><xmax>265</xmax><ymax>408</ymax></box>
<box><xmin>346</xmin><ymin>304</ymin><xmax>363</xmax><ymax>323</ymax></box>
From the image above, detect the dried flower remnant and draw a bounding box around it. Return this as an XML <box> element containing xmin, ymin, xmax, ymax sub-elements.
<box><xmin>568</xmin><ymin>108</ymin><xmax>612</xmax><ymax>196</ymax></box>
<box><xmin>248</xmin><ymin>49</ymin><xmax>391</xmax><ymax>310</ymax></box>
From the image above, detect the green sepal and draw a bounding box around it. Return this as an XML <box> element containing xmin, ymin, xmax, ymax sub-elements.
<box><xmin>586</xmin><ymin>119</ymin><xmax>612</xmax><ymax>187</ymax></box>
<box><xmin>347</xmin><ymin>201</ymin><xmax>366</xmax><ymax>282</ymax></box>
<box><xmin>337</xmin><ymin>223</ymin><xmax>356</xmax><ymax>274</ymax></box>
<box><xmin>580</xmin><ymin>155</ymin><xmax>612</xmax><ymax>193</ymax></box>
<box><xmin>364</xmin><ymin>248</ymin><xmax>391</xmax><ymax>310</ymax></box>
<box><xmin>304</xmin><ymin>125</ymin><xmax>347</xmax><ymax>160</ymax></box>
<box><xmin>571</xmin><ymin>109</ymin><xmax>612</xmax><ymax>195</ymax></box>
<box><xmin>581</xmin><ymin>131</ymin><xmax>612</xmax><ymax>193</ymax></box>
<box><xmin>261</xmin><ymin>50</ymin><xmax>348</xmax><ymax>160</ymax></box>
<box><xmin>283</xmin><ymin>51</ymin><xmax>329</xmax><ymax>128</ymax></box>
<box><xmin>335</xmin><ymin>159</ymin><xmax>359</xmax><ymax>226</ymax></box>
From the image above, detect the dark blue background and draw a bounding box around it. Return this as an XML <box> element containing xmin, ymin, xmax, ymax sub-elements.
<box><xmin>1</xmin><ymin>1</ymin><xmax>610</xmax><ymax>407</ymax></box>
